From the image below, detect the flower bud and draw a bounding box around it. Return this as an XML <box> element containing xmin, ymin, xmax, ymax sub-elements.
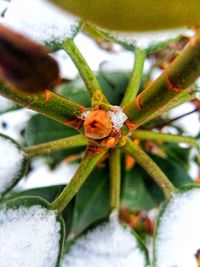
<box><xmin>84</xmin><ymin>110</ymin><xmax>112</xmax><ymax>139</ymax></box>
<box><xmin>0</xmin><ymin>24</ymin><xmax>59</xmax><ymax>93</ymax></box>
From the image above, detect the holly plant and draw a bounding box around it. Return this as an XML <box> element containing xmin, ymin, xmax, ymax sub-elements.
<box><xmin>0</xmin><ymin>1</ymin><xmax>200</xmax><ymax>267</ymax></box>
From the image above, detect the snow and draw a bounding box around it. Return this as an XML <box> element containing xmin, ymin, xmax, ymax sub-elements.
<box><xmin>80</xmin><ymin>111</ymin><xmax>90</xmax><ymax>120</ymax></box>
<box><xmin>155</xmin><ymin>188</ymin><xmax>200</xmax><ymax>267</ymax></box>
<box><xmin>0</xmin><ymin>204</ymin><xmax>61</xmax><ymax>267</ymax></box>
<box><xmin>0</xmin><ymin>135</ymin><xmax>24</xmax><ymax>195</ymax></box>
<box><xmin>61</xmin><ymin>212</ymin><xmax>147</xmax><ymax>267</ymax></box>
<box><xmin>0</xmin><ymin>96</ymin><xmax>14</xmax><ymax>113</ymax></box>
<box><xmin>3</xmin><ymin>0</ymin><xmax>79</xmax><ymax>43</ymax></box>
<box><xmin>108</xmin><ymin>106</ymin><xmax>127</xmax><ymax>130</ymax></box>
<box><xmin>108</xmin><ymin>28</ymin><xmax>194</xmax><ymax>50</ymax></box>
<box><xmin>17</xmin><ymin>159</ymin><xmax>78</xmax><ymax>190</ymax></box>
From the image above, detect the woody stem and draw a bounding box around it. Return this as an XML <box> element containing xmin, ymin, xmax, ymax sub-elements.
<box><xmin>122</xmin><ymin>137</ymin><xmax>176</xmax><ymax>199</ymax></box>
<box><xmin>24</xmin><ymin>135</ymin><xmax>88</xmax><ymax>157</ymax></box>
<box><xmin>50</xmin><ymin>148</ymin><xmax>107</xmax><ymax>214</ymax></box>
<box><xmin>123</xmin><ymin>31</ymin><xmax>200</xmax><ymax>129</ymax></box>
<box><xmin>121</xmin><ymin>48</ymin><xmax>146</xmax><ymax>107</ymax></box>
<box><xmin>63</xmin><ymin>38</ymin><xmax>109</xmax><ymax>108</ymax></box>
<box><xmin>109</xmin><ymin>149</ymin><xmax>121</xmax><ymax>213</ymax></box>
<box><xmin>0</xmin><ymin>82</ymin><xmax>84</xmax><ymax>130</ymax></box>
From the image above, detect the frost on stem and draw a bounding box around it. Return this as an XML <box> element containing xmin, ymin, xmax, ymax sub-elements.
<box><xmin>3</xmin><ymin>0</ymin><xmax>79</xmax><ymax>44</ymax></box>
<box><xmin>61</xmin><ymin>212</ymin><xmax>148</xmax><ymax>267</ymax></box>
<box><xmin>108</xmin><ymin>106</ymin><xmax>127</xmax><ymax>131</ymax></box>
<box><xmin>0</xmin><ymin>135</ymin><xmax>26</xmax><ymax>196</ymax></box>
<box><xmin>154</xmin><ymin>187</ymin><xmax>200</xmax><ymax>267</ymax></box>
<box><xmin>0</xmin><ymin>205</ymin><xmax>61</xmax><ymax>267</ymax></box>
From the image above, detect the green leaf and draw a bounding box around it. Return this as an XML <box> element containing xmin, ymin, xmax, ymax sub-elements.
<box><xmin>163</xmin><ymin>143</ymin><xmax>191</xmax><ymax>171</ymax></box>
<box><xmin>24</xmin><ymin>114</ymin><xmax>85</xmax><ymax>164</ymax></box>
<box><xmin>122</xmin><ymin>169</ymin><xmax>156</xmax><ymax>211</ymax></box>
<box><xmin>72</xmin><ymin>166</ymin><xmax>110</xmax><ymax>234</ymax></box>
<box><xmin>122</xmin><ymin>154</ymin><xmax>193</xmax><ymax>211</ymax></box>
<box><xmin>0</xmin><ymin>196</ymin><xmax>65</xmax><ymax>267</ymax></box>
<box><xmin>58</xmin><ymin>78</ymin><xmax>91</xmax><ymax>107</ymax></box>
<box><xmin>59</xmin><ymin>70</ymin><xmax>129</xmax><ymax>107</ymax></box>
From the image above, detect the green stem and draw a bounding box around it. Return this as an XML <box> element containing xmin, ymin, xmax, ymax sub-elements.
<box><xmin>24</xmin><ymin>135</ymin><xmax>88</xmax><ymax>157</ymax></box>
<box><xmin>121</xmin><ymin>48</ymin><xmax>146</xmax><ymax>107</ymax></box>
<box><xmin>0</xmin><ymin>82</ymin><xmax>84</xmax><ymax>130</ymax></box>
<box><xmin>122</xmin><ymin>137</ymin><xmax>176</xmax><ymax>199</ymax></box>
<box><xmin>109</xmin><ymin>149</ymin><xmax>121</xmax><ymax>212</ymax></box>
<box><xmin>123</xmin><ymin>31</ymin><xmax>200</xmax><ymax>129</ymax></box>
<box><xmin>151</xmin><ymin>108</ymin><xmax>198</xmax><ymax>129</ymax></box>
<box><xmin>63</xmin><ymin>38</ymin><xmax>109</xmax><ymax>108</ymax></box>
<box><xmin>50</xmin><ymin>148</ymin><xmax>106</xmax><ymax>214</ymax></box>
<box><xmin>145</xmin><ymin>86</ymin><xmax>198</xmax><ymax>123</ymax></box>
<box><xmin>132</xmin><ymin>130</ymin><xmax>198</xmax><ymax>146</ymax></box>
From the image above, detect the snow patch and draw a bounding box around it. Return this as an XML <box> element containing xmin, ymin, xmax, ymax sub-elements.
<box><xmin>108</xmin><ymin>28</ymin><xmax>194</xmax><ymax>50</ymax></box>
<box><xmin>80</xmin><ymin>111</ymin><xmax>90</xmax><ymax>120</ymax></box>
<box><xmin>0</xmin><ymin>136</ymin><xmax>24</xmax><ymax>195</ymax></box>
<box><xmin>155</xmin><ymin>188</ymin><xmax>200</xmax><ymax>267</ymax></box>
<box><xmin>108</xmin><ymin>106</ymin><xmax>127</xmax><ymax>130</ymax></box>
<box><xmin>3</xmin><ymin>0</ymin><xmax>79</xmax><ymax>43</ymax></box>
<box><xmin>0</xmin><ymin>205</ymin><xmax>61</xmax><ymax>267</ymax></box>
<box><xmin>0</xmin><ymin>97</ymin><xmax>14</xmax><ymax>113</ymax></box>
<box><xmin>62</xmin><ymin>213</ymin><xmax>147</xmax><ymax>267</ymax></box>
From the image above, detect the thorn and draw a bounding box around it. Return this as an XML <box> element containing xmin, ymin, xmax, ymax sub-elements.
<box><xmin>125</xmin><ymin>120</ymin><xmax>137</xmax><ymax>131</ymax></box>
<box><xmin>165</xmin><ymin>73</ymin><xmax>183</xmax><ymax>93</ymax></box>
<box><xmin>44</xmin><ymin>89</ymin><xmax>51</xmax><ymax>102</ymax></box>
<box><xmin>135</xmin><ymin>95</ymin><xmax>142</xmax><ymax>111</ymax></box>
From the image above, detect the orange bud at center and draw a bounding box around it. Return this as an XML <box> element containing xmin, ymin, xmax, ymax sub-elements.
<box><xmin>84</xmin><ymin>110</ymin><xmax>112</xmax><ymax>139</ymax></box>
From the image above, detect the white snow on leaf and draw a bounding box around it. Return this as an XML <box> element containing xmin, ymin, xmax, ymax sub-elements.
<box><xmin>106</xmin><ymin>28</ymin><xmax>194</xmax><ymax>50</ymax></box>
<box><xmin>0</xmin><ymin>96</ymin><xmax>14</xmax><ymax>112</ymax></box>
<box><xmin>3</xmin><ymin>0</ymin><xmax>79</xmax><ymax>43</ymax></box>
<box><xmin>0</xmin><ymin>136</ymin><xmax>24</xmax><ymax>195</ymax></box>
<box><xmin>155</xmin><ymin>188</ymin><xmax>200</xmax><ymax>267</ymax></box>
<box><xmin>61</xmin><ymin>213</ymin><xmax>147</xmax><ymax>267</ymax></box>
<box><xmin>0</xmin><ymin>205</ymin><xmax>61</xmax><ymax>267</ymax></box>
<box><xmin>108</xmin><ymin>106</ymin><xmax>127</xmax><ymax>130</ymax></box>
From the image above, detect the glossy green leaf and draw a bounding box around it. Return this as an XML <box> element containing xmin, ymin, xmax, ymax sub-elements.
<box><xmin>72</xmin><ymin>166</ymin><xmax>110</xmax><ymax>234</ymax></box>
<box><xmin>59</xmin><ymin>71</ymin><xmax>129</xmax><ymax>107</ymax></box>
<box><xmin>50</xmin><ymin>0</ymin><xmax>200</xmax><ymax>32</ymax></box>
<box><xmin>24</xmin><ymin>114</ymin><xmax>85</xmax><ymax>164</ymax></box>
<box><xmin>122</xmin><ymin>155</ymin><xmax>193</xmax><ymax>210</ymax></box>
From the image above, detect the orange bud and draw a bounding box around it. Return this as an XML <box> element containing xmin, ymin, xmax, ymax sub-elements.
<box><xmin>0</xmin><ymin>25</ymin><xmax>59</xmax><ymax>93</ymax></box>
<box><xmin>84</xmin><ymin>109</ymin><xmax>112</xmax><ymax>139</ymax></box>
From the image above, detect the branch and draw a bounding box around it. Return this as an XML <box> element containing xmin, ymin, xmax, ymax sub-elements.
<box><xmin>131</xmin><ymin>130</ymin><xmax>198</xmax><ymax>146</ymax></box>
<box><xmin>109</xmin><ymin>149</ymin><xmax>121</xmax><ymax>212</ymax></box>
<box><xmin>122</xmin><ymin>137</ymin><xmax>176</xmax><ymax>199</ymax></box>
<box><xmin>24</xmin><ymin>134</ymin><xmax>88</xmax><ymax>157</ymax></box>
<box><xmin>121</xmin><ymin>48</ymin><xmax>146</xmax><ymax>107</ymax></box>
<box><xmin>123</xmin><ymin>31</ymin><xmax>200</xmax><ymax>129</ymax></box>
<box><xmin>144</xmin><ymin>86</ymin><xmax>198</xmax><ymax>124</ymax></box>
<box><xmin>0</xmin><ymin>82</ymin><xmax>85</xmax><ymax>130</ymax></box>
<box><xmin>152</xmin><ymin>108</ymin><xmax>198</xmax><ymax>129</ymax></box>
<box><xmin>63</xmin><ymin>38</ymin><xmax>109</xmax><ymax>108</ymax></box>
<box><xmin>50</xmin><ymin>148</ymin><xmax>107</xmax><ymax>213</ymax></box>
